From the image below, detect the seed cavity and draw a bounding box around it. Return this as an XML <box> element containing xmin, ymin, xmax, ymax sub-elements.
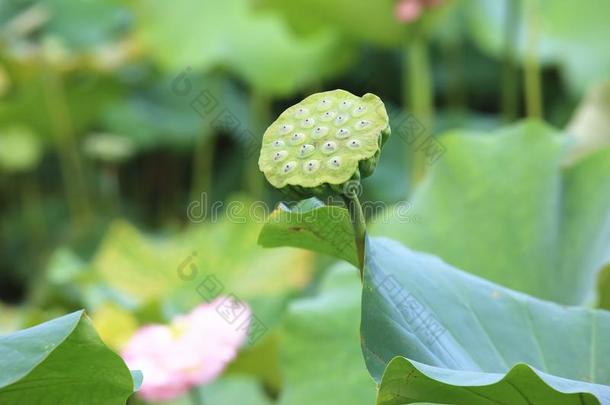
<box><xmin>301</xmin><ymin>117</ymin><xmax>315</xmax><ymax>128</ymax></box>
<box><xmin>278</xmin><ymin>124</ymin><xmax>293</xmax><ymax>135</ymax></box>
<box><xmin>289</xmin><ymin>132</ymin><xmax>305</xmax><ymax>145</ymax></box>
<box><xmin>294</xmin><ymin>107</ymin><xmax>309</xmax><ymax>119</ymax></box>
<box><xmin>282</xmin><ymin>161</ymin><xmax>296</xmax><ymax>174</ymax></box>
<box><xmin>355</xmin><ymin>120</ymin><xmax>371</xmax><ymax>130</ymax></box>
<box><xmin>327</xmin><ymin>156</ymin><xmax>342</xmax><ymax>169</ymax></box>
<box><xmin>312</xmin><ymin>126</ymin><xmax>329</xmax><ymax>139</ymax></box>
<box><xmin>320</xmin><ymin>111</ymin><xmax>336</xmax><ymax>122</ymax></box>
<box><xmin>334</xmin><ymin>114</ymin><xmax>349</xmax><ymax>126</ymax></box>
<box><xmin>317</xmin><ymin>98</ymin><xmax>333</xmax><ymax>111</ymax></box>
<box><xmin>299</xmin><ymin>144</ymin><xmax>315</xmax><ymax>158</ymax></box>
<box><xmin>347</xmin><ymin>139</ymin><xmax>361</xmax><ymax>149</ymax></box>
<box><xmin>335</xmin><ymin>128</ymin><xmax>350</xmax><ymax>139</ymax></box>
<box><xmin>273</xmin><ymin>150</ymin><xmax>288</xmax><ymax>161</ymax></box>
<box><xmin>352</xmin><ymin>105</ymin><xmax>367</xmax><ymax>116</ymax></box>
<box><xmin>322</xmin><ymin>141</ymin><xmax>337</xmax><ymax>154</ymax></box>
<box><xmin>303</xmin><ymin>160</ymin><xmax>320</xmax><ymax>173</ymax></box>
<box><xmin>272</xmin><ymin>140</ymin><xmax>285</xmax><ymax>148</ymax></box>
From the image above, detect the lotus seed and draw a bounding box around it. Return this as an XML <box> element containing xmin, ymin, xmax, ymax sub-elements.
<box><xmin>303</xmin><ymin>160</ymin><xmax>320</xmax><ymax>173</ymax></box>
<box><xmin>312</xmin><ymin>126</ymin><xmax>329</xmax><ymax>138</ymax></box>
<box><xmin>317</xmin><ymin>98</ymin><xmax>332</xmax><ymax>111</ymax></box>
<box><xmin>273</xmin><ymin>150</ymin><xmax>288</xmax><ymax>161</ymax></box>
<box><xmin>279</xmin><ymin>124</ymin><xmax>293</xmax><ymax>134</ymax></box>
<box><xmin>322</xmin><ymin>141</ymin><xmax>337</xmax><ymax>154</ymax></box>
<box><xmin>328</xmin><ymin>156</ymin><xmax>342</xmax><ymax>169</ymax></box>
<box><xmin>335</xmin><ymin>114</ymin><xmax>349</xmax><ymax>126</ymax></box>
<box><xmin>299</xmin><ymin>144</ymin><xmax>315</xmax><ymax>158</ymax></box>
<box><xmin>339</xmin><ymin>100</ymin><xmax>352</xmax><ymax>110</ymax></box>
<box><xmin>294</xmin><ymin>107</ymin><xmax>309</xmax><ymax>118</ymax></box>
<box><xmin>290</xmin><ymin>132</ymin><xmax>306</xmax><ymax>145</ymax></box>
<box><xmin>353</xmin><ymin>105</ymin><xmax>367</xmax><ymax>116</ymax></box>
<box><xmin>272</xmin><ymin>140</ymin><xmax>285</xmax><ymax>148</ymax></box>
<box><xmin>347</xmin><ymin>139</ymin><xmax>361</xmax><ymax>149</ymax></box>
<box><xmin>283</xmin><ymin>162</ymin><xmax>296</xmax><ymax>173</ymax></box>
<box><xmin>301</xmin><ymin>118</ymin><xmax>315</xmax><ymax>128</ymax></box>
<box><xmin>355</xmin><ymin>120</ymin><xmax>371</xmax><ymax>130</ymax></box>
<box><xmin>336</xmin><ymin>128</ymin><xmax>350</xmax><ymax>139</ymax></box>
<box><xmin>320</xmin><ymin>111</ymin><xmax>336</xmax><ymax>121</ymax></box>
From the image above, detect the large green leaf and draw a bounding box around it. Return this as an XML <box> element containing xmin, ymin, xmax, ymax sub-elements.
<box><xmin>0</xmin><ymin>311</ymin><xmax>139</xmax><ymax>404</ymax></box>
<box><xmin>373</xmin><ymin>120</ymin><xmax>610</xmax><ymax>305</ymax></box>
<box><xmin>278</xmin><ymin>263</ymin><xmax>376</xmax><ymax>405</ymax></box>
<box><xmin>362</xmin><ymin>237</ymin><xmax>610</xmax><ymax>404</ymax></box>
<box><xmin>258</xmin><ymin>198</ymin><xmax>358</xmax><ymax>267</ymax></box>
<box><xmin>135</xmin><ymin>0</ymin><xmax>349</xmax><ymax>95</ymax></box>
<box><xmin>467</xmin><ymin>0</ymin><xmax>610</xmax><ymax>95</ymax></box>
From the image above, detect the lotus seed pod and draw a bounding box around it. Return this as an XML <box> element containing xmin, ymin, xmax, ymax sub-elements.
<box><xmin>258</xmin><ymin>89</ymin><xmax>390</xmax><ymax>199</ymax></box>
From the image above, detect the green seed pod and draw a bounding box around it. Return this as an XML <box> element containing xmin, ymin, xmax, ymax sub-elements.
<box><xmin>258</xmin><ymin>89</ymin><xmax>390</xmax><ymax>199</ymax></box>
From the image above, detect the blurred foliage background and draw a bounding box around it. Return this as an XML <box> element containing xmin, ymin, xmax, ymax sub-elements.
<box><xmin>1</xmin><ymin>0</ymin><xmax>609</xmax><ymax>403</ymax></box>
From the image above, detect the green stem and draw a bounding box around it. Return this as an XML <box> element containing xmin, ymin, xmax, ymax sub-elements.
<box><xmin>342</xmin><ymin>193</ymin><xmax>367</xmax><ymax>280</ymax></box>
<box><xmin>190</xmin><ymin>132</ymin><xmax>215</xmax><ymax>205</ymax></box>
<box><xmin>20</xmin><ymin>172</ymin><xmax>47</xmax><ymax>255</ymax></box>
<box><xmin>403</xmin><ymin>28</ymin><xmax>434</xmax><ymax>187</ymax></box>
<box><xmin>524</xmin><ymin>0</ymin><xmax>543</xmax><ymax>119</ymax></box>
<box><xmin>442</xmin><ymin>38</ymin><xmax>466</xmax><ymax>112</ymax></box>
<box><xmin>502</xmin><ymin>0</ymin><xmax>520</xmax><ymax>122</ymax></box>
<box><xmin>101</xmin><ymin>163</ymin><xmax>122</xmax><ymax>218</ymax></box>
<box><xmin>42</xmin><ymin>66</ymin><xmax>91</xmax><ymax>227</ymax></box>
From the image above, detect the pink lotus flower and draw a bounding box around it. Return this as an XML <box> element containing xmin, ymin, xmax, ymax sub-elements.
<box><xmin>121</xmin><ymin>297</ymin><xmax>250</xmax><ymax>402</ymax></box>
<box><xmin>395</xmin><ymin>0</ymin><xmax>445</xmax><ymax>22</ymax></box>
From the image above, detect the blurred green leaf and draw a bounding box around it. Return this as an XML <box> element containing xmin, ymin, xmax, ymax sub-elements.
<box><xmin>565</xmin><ymin>81</ymin><xmax>610</xmax><ymax>164</ymax></box>
<box><xmin>87</xmin><ymin>198</ymin><xmax>314</xmax><ymax>322</ymax></box>
<box><xmin>158</xmin><ymin>376</ymin><xmax>271</xmax><ymax>405</ymax></box>
<box><xmin>135</xmin><ymin>0</ymin><xmax>350</xmax><ymax>95</ymax></box>
<box><xmin>373</xmin><ymin>120</ymin><xmax>610</xmax><ymax>305</ymax></box>
<box><xmin>265</xmin><ymin>0</ymin><xmax>404</xmax><ymax>46</ymax></box>
<box><xmin>42</xmin><ymin>0</ymin><xmax>131</xmax><ymax>50</ymax></box>
<box><xmin>90</xmin><ymin>302</ymin><xmax>138</xmax><ymax>350</ymax></box>
<box><xmin>226</xmin><ymin>332</ymin><xmax>282</xmax><ymax>394</ymax></box>
<box><xmin>0</xmin><ymin>125</ymin><xmax>42</xmax><ymax>172</ymax></box>
<box><xmin>82</xmin><ymin>132</ymin><xmax>135</xmax><ymax>163</ymax></box>
<box><xmin>100</xmin><ymin>82</ymin><xmax>205</xmax><ymax>150</ymax></box>
<box><xmin>279</xmin><ymin>263</ymin><xmax>376</xmax><ymax>405</ymax></box>
<box><xmin>92</xmin><ymin>223</ymin><xmax>311</xmax><ymax>306</ymax></box>
<box><xmin>0</xmin><ymin>68</ymin><xmax>123</xmax><ymax>139</ymax></box>
<box><xmin>467</xmin><ymin>0</ymin><xmax>610</xmax><ymax>95</ymax></box>
<box><xmin>0</xmin><ymin>311</ymin><xmax>138</xmax><ymax>404</ymax></box>
<box><xmin>0</xmin><ymin>304</ymin><xmax>24</xmax><ymax>334</ymax></box>
<box><xmin>362</xmin><ymin>237</ymin><xmax>610</xmax><ymax>405</ymax></box>
<box><xmin>202</xmin><ymin>376</ymin><xmax>271</xmax><ymax>405</ymax></box>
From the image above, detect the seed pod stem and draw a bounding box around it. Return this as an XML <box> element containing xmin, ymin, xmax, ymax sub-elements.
<box><xmin>342</xmin><ymin>192</ymin><xmax>367</xmax><ymax>280</ymax></box>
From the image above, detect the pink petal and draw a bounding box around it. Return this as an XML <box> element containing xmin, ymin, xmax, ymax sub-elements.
<box><xmin>121</xmin><ymin>297</ymin><xmax>251</xmax><ymax>401</ymax></box>
<box><xmin>395</xmin><ymin>0</ymin><xmax>423</xmax><ymax>22</ymax></box>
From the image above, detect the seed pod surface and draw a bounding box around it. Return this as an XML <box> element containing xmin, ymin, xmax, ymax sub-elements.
<box><xmin>258</xmin><ymin>89</ymin><xmax>390</xmax><ymax>196</ymax></box>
